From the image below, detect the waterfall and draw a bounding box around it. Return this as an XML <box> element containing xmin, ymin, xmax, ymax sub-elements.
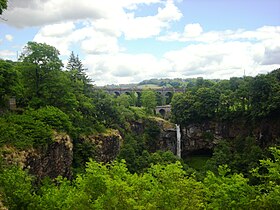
<box><xmin>176</xmin><ymin>124</ymin><xmax>181</xmax><ymax>158</ymax></box>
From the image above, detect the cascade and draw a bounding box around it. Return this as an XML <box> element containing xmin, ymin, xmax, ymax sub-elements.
<box><xmin>176</xmin><ymin>124</ymin><xmax>181</xmax><ymax>158</ymax></box>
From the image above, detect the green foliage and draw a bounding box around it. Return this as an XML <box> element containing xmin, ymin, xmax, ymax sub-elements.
<box><xmin>204</xmin><ymin>165</ymin><xmax>256</xmax><ymax>209</ymax></box>
<box><xmin>171</xmin><ymin>92</ymin><xmax>197</xmax><ymax>124</ymax></box>
<box><xmin>115</xmin><ymin>94</ymin><xmax>133</xmax><ymax>108</ymax></box>
<box><xmin>141</xmin><ymin>89</ymin><xmax>157</xmax><ymax>114</ymax></box>
<box><xmin>25</xmin><ymin>106</ymin><xmax>72</xmax><ymax>132</ymax></box>
<box><xmin>0</xmin><ymin>114</ymin><xmax>52</xmax><ymax>148</ymax></box>
<box><xmin>19</xmin><ymin>42</ymin><xmax>63</xmax><ymax>71</ymax></box>
<box><xmin>0</xmin><ymin>0</ymin><xmax>7</xmax><ymax>14</ymax></box>
<box><xmin>250</xmin><ymin>147</ymin><xmax>280</xmax><ymax>208</ymax></box>
<box><xmin>1</xmin><ymin>149</ymin><xmax>280</xmax><ymax>209</ymax></box>
<box><xmin>18</xmin><ymin>42</ymin><xmax>78</xmax><ymax>110</ymax></box>
<box><xmin>0</xmin><ymin>166</ymin><xmax>35</xmax><ymax>209</ymax></box>
<box><xmin>66</xmin><ymin>51</ymin><xmax>91</xmax><ymax>93</ymax></box>
<box><xmin>129</xmin><ymin>106</ymin><xmax>148</xmax><ymax>119</ymax></box>
<box><xmin>118</xmin><ymin>130</ymin><xmax>180</xmax><ymax>173</ymax></box>
<box><xmin>206</xmin><ymin>137</ymin><xmax>263</xmax><ymax>176</ymax></box>
<box><xmin>91</xmin><ymin>90</ymin><xmax>119</xmax><ymax>127</ymax></box>
<box><xmin>33</xmin><ymin>176</ymin><xmax>90</xmax><ymax>209</ymax></box>
<box><xmin>0</xmin><ymin>60</ymin><xmax>23</xmax><ymax>107</ymax></box>
<box><xmin>72</xmin><ymin>141</ymin><xmax>96</xmax><ymax>174</ymax></box>
<box><xmin>171</xmin><ymin>69</ymin><xmax>280</xmax><ymax>124</ymax></box>
<box><xmin>143</xmin><ymin>118</ymin><xmax>161</xmax><ymax>152</ymax></box>
<box><xmin>77</xmin><ymin>160</ymin><xmax>204</xmax><ymax>209</ymax></box>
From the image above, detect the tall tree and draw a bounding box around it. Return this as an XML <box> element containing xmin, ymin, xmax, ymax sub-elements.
<box><xmin>66</xmin><ymin>51</ymin><xmax>90</xmax><ymax>85</ymax></box>
<box><xmin>0</xmin><ymin>0</ymin><xmax>7</xmax><ymax>15</ymax></box>
<box><xmin>19</xmin><ymin>42</ymin><xmax>63</xmax><ymax>99</ymax></box>
<box><xmin>19</xmin><ymin>42</ymin><xmax>63</xmax><ymax>70</ymax></box>
<box><xmin>141</xmin><ymin>89</ymin><xmax>157</xmax><ymax>114</ymax></box>
<box><xmin>18</xmin><ymin>42</ymin><xmax>78</xmax><ymax>111</ymax></box>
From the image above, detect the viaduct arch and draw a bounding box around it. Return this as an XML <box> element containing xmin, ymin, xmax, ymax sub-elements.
<box><xmin>103</xmin><ymin>87</ymin><xmax>184</xmax><ymax>98</ymax></box>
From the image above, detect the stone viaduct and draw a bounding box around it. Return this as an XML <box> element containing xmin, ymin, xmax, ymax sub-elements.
<box><xmin>103</xmin><ymin>87</ymin><xmax>185</xmax><ymax>97</ymax></box>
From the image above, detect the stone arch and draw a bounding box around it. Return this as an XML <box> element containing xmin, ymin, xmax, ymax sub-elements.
<box><xmin>114</xmin><ymin>91</ymin><xmax>120</xmax><ymax>96</ymax></box>
<box><xmin>159</xmin><ymin>109</ymin><xmax>166</xmax><ymax>117</ymax></box>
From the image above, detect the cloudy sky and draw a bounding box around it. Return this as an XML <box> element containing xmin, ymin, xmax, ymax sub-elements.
<box><xmin>0</xmin><ymin>0</ymin><xmax>280</xmax><ymax>85</ymax></box>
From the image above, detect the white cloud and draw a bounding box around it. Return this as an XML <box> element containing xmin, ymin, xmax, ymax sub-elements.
<box><xmin>3</xmin><ymin>0</ymin><xmax>169</xmax><ymax>28</ymax></box>
<box><xmin>2</xmin><ymin>0</ymin><xmax>279</xmax><ymax>85</ymax></box>
<box><xmin>183</xmin><ymin>23</ymin><xmax>203</xmax><ymax>38</ymax></box>
<box><xmin>123</xmin><ymin>1</ymin><xmax>183</xmax><ymax>39</ymax></box>
<box><xmin>81</xmin><ymin>32</ymin><xmax>120</xmax><ymax>54</ymax></box>
<box><xmin>0</xmin><ymin>50</ymin><xmax>16</xmax><ymax>59</ymax></box>
<box><xmin>157</xmin><ymin>0</ymin><xmax>182</xmax><ymax>22</ymax></box>
<box><xmin>5</xmin><ymin>34</ymin><xmax>13</xmax><ymax>41</ymax></box>
<box><xmin>160</xmin><ymin>33</ymin><xmax>279</xmax><ymax>79</ymax></box>
<box><xmin>33</xmin><ymin>22</ymin><xmax>280</xmax><ymax>85</ymax></box>
<box><xmin>159</xmin><ymin>24</ymin><xmax>280</xmax><ymax>43</ymax></box>
<box><xmin>27</xmin><ymin>0</ymin><xmax>182</xmax><ymax>56</ymax></box>
<box><xmin>83</xmin><ymin>53</ymin><xmax>173</xmax><ymax>85</ymax></box>
<box><xmin>39</xmin><ymin>22</ymin><xmax>75</xmax><ymax>37</ymax></box>
<box><xmin>4</xmin><ymin>0</ymin><xmax>123</xmax><ymax>27</ymax></box>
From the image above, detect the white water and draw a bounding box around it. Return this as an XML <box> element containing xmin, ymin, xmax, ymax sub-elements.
<box><xmin>176</xmin><ymin>124</ymin><xmax>181</xmax><ymax>158</ymax></box>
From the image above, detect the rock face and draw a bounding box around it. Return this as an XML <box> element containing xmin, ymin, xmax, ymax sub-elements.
<box><xmin>179</xmin><ymin>118</ymin><xmax>280</xmax><ymax>157</ymax></box>
<box><xmin>81</xmin><ymin>129</ymin><xmax>122</xmax><ymax>163</ymax></box>
<box><xmin>130</xmin><ymin>117</ymin><xmax>280</xmax><ymax>159</ymax></box>
<box><xmin>154</xmin><ymin>118</ymin><xmax>177</xmax><ymax>154</ymax></box>
<box><xmin>0</xmin><ymin>132</ymin><xmax>73</xmax><ymax>181</ymax></box>
<box><xmin>26</xmin><ymin>132</ymin><xmax>73</xmax><ymax>180</ymax></box>
<box><xmin>180</xmin><ymin>122</ymin><xmax>221</xmax><ymax>157</ymax></box>
<box><xmin>130</xmin><ymin>117</ymin><xmax>177</xmax><ymax>154</ymax></box>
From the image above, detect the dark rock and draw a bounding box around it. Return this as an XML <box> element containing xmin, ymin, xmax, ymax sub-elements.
<box><xmin>26</xmin><ymin>132</ymin><xmax>73</xmax><ymax>180</ymax></box>
<box><xmin>81</xmin><ymin>129</ymin><xmax>122</xmax><ymax>163</ymax></box>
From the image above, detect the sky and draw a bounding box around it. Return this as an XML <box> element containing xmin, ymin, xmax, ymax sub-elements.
<box><xmin>0</xmin><ymin>0</ymin><xmax>280</xmax><ymax>86</ymax></box>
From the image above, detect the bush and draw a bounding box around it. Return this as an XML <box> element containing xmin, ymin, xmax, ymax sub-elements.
<box><xmin>25</xmin><ymin>106</ymin><xmax>72</xmax><ymax>132</ymax></box>
<box><xmin>0</xmin><ymin>114</ymin><xmax>52</xmax><ymax>148</ymax></box>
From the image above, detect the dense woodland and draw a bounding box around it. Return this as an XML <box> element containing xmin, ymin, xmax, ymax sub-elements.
<box><xmin>0</xmin><ymin>41</ymin><xmax>280</xmax><ymax>209</ymax></box>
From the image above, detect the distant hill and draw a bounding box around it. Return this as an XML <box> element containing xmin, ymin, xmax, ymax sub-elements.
<box><xmin>138</xmin><ymin>78</ymin><xmax>222</xmax><ymax>88</ymax></box>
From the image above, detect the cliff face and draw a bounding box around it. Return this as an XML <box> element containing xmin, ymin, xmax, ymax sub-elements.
<box><xmin>1</xmin><ymin>117</ymin><xmax>278</xmax><ymax>180</ymax></box>
<box><xmin>26</xmin><ymin>132</ymin><xmax>73</xmax><ymax>180</ymax></box>
<box><xmin>153</xmin><ymin>117</ymin><xmax>177</xmax><ymax>154</ymax></box>
<box><xmin>130</xmin><ymin>117</ymin><xmax>177</xmax><ymax>154</ymax></box>
<box><xmin>80</xmin><ymin>129</ymin><xmax>122</xmax><ymax>163</ymax></box>
<box><xmin>129</xmin><ymin>117</ymin><xmax>280</xmax><ymax>158</ymax></box>
<box><xmin>180</xmin><ymin>117</ymin><xmax>280</xmax><ymax>157</ymax></box>
<box><xmin>1</xmin><ymin>129</ymin><xmax>123</xmax><ymax>181</ymax></box>
<box><xmin>0</xmin><ymin>132</ymin><xmax>73</xmax><ymax>181</ymax></box>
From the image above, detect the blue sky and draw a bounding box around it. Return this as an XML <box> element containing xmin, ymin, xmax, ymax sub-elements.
<box><xmin>0</xmin><ymin>0</ymin><xmax>280</xmax><ymax>85</ymax></box>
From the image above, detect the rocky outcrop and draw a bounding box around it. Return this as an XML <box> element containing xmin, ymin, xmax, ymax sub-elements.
<box><xmin>153</xmin><ymin>117</ymin><xmax>177</xmax><ymax>154</ymax></box>
<box><xmin>180</xmin><ymin>117</ymin><xmax>280</xmax><ymax>157</ymax></box>
<box><xmin>81</xmin><ymin>129</ymin><xmax>122</xmax><ymax>163</ymax></box>
<box><xmin>129</xmin><ymin>117</ymin><xmax>280</xmax><ymax>159</ymax></box>
<box><xmin>131</xmin><ymin>117</ymin><xmax>177</xmax><ymax>154</ymax></box>
<box><xmin>1</xmin><ymin>132</ymin><xmax>73</xmax><ymax>181</ymax></box>
<box><xmin>26</xmin><ymin>132</ymin><xmax>73</xmax><ymax>180</ymax></box>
